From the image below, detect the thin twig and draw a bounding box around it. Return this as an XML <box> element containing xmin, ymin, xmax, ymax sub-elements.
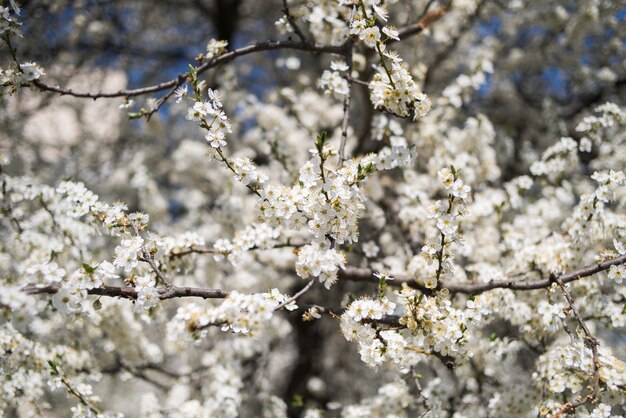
<box><xmin>281</xmin><ymin>0</ymin><xmax>310</xmax><ymax>44</ymax></box>
<box><xmin>395</xmin><ymin>1</ymin><xmax>452</xmax><ymax>42</ymax></box>
<box><xmin>30</xmin><ymin>40</ymin><xmax>346</xmax><ymax>100</ymax></box>
<box><xmin>274</xmin><ymin>278</ymin><xmax>317</xmax><ymax>311</ymax></box>
<box><xmin>131</xmin><ymin>222</ymin><xmax>173</xmax><ymax>291</ymax></box>
<box><xmin>552</xmin><ymin>276</ymin><xmax>601</xmax><ymax>417</ymax></box>
<box><xmin>144</xmin><ymin>80</ymin><xmax>184</xmax><ymax>120</ymax></box>
<box><xmin>0</xmin><ymin>166</ymin><xmax>23</xmax><ymax>233</ymax></box>
<box><xmin>48</xmin><ymin>361</ymin><xmax>102</xmax><ymax>415</ymax></box>
<box><xmin>338</xmin><ymin>43</ymin><xmax>354</xmax><ymax>167</ymax></box>
<box><xmin>435</xmin><ymin>194</ymin><xmax>454</xmax><ymax>284</ymax></box>
<box><xmin>345</xmin><ymin>76</ymin><xmax>369</xmax><ymax>86</ymax></box>
<box><xmin>168</xmin><ymin>239</ymin><xmax>306</xmax><ymax>259</ymax></box>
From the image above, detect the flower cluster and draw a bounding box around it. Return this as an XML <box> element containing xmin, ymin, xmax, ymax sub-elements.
<box><xmin>348</xmin><ymin>1</ymin><xmax>396</xmax><ymax>48</ymax></box>
<box><xmin>344</xmin><ymin>297</ymin><xmax>395</xmax><ymax>322</ymax></box>
<box><xmin>340</xmin><ymin>296</ymin><xmax>403</xmax><ymax>367</ymax></box>
<box><xmin>0</xmin><ymin>324</ymin><xmax>49</xmax><ymax>410</ymax></box>
<box><xmin>576</xmin><ymin>102</ymin><xmax>626</xmax><ymax>135</ymax></box>
<box><xmin>257</xmin><ymin>134</ymin><xmax>416</xmax><ymax>252</ymax></box>
<box><xmin>295</xmin><ymin>243</ymin><xmax>346</xmax><ymax>288</ymax></box>
<box><xmin>344</xmin><ymin>0</ymin><xmax>431</xmax><ymax>120</ymax></box>
<box><xmin>1</xmin><ymin>3</ymin><xmax>48</xmax><ymax>95</ymax></box>
<box><xmin>1</xmin><ymin>61</ymin><xmax>46</xmax><ymax>93</ymax></box>
<box><xmin>340</xmin><ymin>380</ymin><xmax>414</xmax><ymax>418</ymax></box>
<box><xmin>134</xmin><ymin>275</ymin><xmax>160</xmax><ymax>310</ymax></box>
<box><xmin>399</xmin><ymin>289</ymin><xmax>482</xmax><ymax>358</ymax></box>
<box><xmin>529</xmin><ymin>136</ymin><xmax>579</xmax><ymax>178</ymax></box>
<box><xmin>181</xmin><ymin>78</ymin><xmax>220</xmax><ymax>119</ymax></box>
<box><xmin>230</xmin><ymin>156</ymin><xmax>268</xmax><ymax>186</ymax></box>
<box><xmin>371</xmin><ymin>114</ymin><xmax>404</xmax><ymax>144</ymax></box>
<box><xmin>257</xmin><ymin>156</ymin><xmax>361</xmax><ymax>244</ymax></box>
<box><xmin>608</xmin><ymin>264</ymin><xmax>625</xmax><ymax>284</ymax></box>
<box><xmin>0</xmin><ymin>3</ymin><xmax>21</xmax><ymax>36</ymax></box>
<box><xmin>441</xmin><ymin>60</ymin><xmax>493</xmax><ymax>108</ymax></box>
<box><xmin>211</xmin><ymin>223</ymin><xmax>281</xmax><ymax>264</ymax></box>
<box><xmin>167</xmin><ymin>289</ymin><xmax>293</xmax><ymax>338</ymax></box>
<box><xmin>185</xmin><ymin>88</ymin><xmax>231</xmax><ymax>151</ymax></box>
<box><xmin>55</xmin><ymin>180</ymin><xmax>130</xmax><ymax>232</ymax></box>
<box><xmin>52</xmin><ymin>262</ymin><xmax>119</xmax><ymax>315</ymax></box>
<box><xmin>113</xmin><ymin>236</ymin><xmax>144</xmax><ymax>272</ymax></box>
<box><xmin>534</xmin><ymin>341</ymin><xmax>626</xmax><ymax>414</ymax></box>
<box><xmin>25</xmin><ymin>261</ymin><xmax>66</xmax><ymax>286</ymax></box>
<box><xmin>373</xmin><ymin>144</ymin><xmax>417</xmax><ymax>170</ymax></box>
<box><xmin>297</xmin><ymin>2</ymin><xmax>348</xmax><ymax>45</ymax></box>
<box><xmin>416</xmin><ymin>166</ymin><xmax>471</xmax><ymax>289</ymax></box>
<box><xmin>369</xmin><ymin>61</ymin><xmax>431</xmax><ymax>120</ymax></box>
<box><xmin>564</xmin><ymin>169</ymin><xmax>625</xmax><ymax>242</ymax></box>
<box><xmin>318</xmin><ymin>60</ymin><xmax>350</xmax><ymax>98</ymax></box>
<box><xmin>1</xmin><ymin>324</ymin><xmax>96</xmax><ymax>415</ymax></box>
<box><xmin>181</xmin><ymin>70</ymin><xmax>272</xmax><ymax>195</ymax></box>
<box><xmin>162</xmin><ymin>231</ymin><xmax>207</xmax><ymax>254</ymax></box>
<box><xmin>205</xmin><ymin>39</ymin><xmax>228</xmax><ymax>60</ymax></box>
<box><xmin>57</xmin><ymin>181</ymin><xmax>100</xmax><ymax>217</ymax></box>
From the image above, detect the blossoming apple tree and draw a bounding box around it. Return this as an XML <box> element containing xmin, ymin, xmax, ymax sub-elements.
<box><xmin>1</xmin><ymin>0</ymin><xmax>626</xmax><ymax>417</ymax></box>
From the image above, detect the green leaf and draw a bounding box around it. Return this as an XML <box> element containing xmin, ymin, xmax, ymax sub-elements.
<box><xmin>291</xmin><ymin>394</ymin><xmax>304</xmax><ymax>407</ymax></box>
<box><xmin>315</xmin><ymin>130</ymin><xmax>328</xmax><ymax>152</ymax></box>
<box><xmin>83</xmin><ymin>263</ymin><xmax>96</xmax><ymax>274</ymax></box>
<box><xmin>47</xmin><ymin>359</ymin><xmax>59</xmax><ymax>375</ymax></box>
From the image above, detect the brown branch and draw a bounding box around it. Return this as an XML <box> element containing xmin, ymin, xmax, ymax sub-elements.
<box><xmin>168</xmin><ymin>239</ymin><xmax>307</xmax><ymax>259</ymax></box>
<box><xmin>298</xmin><ymin>303</ymin><xmax>344</xmax><ymax>317</ymax></box>
<box><xmin>100</xmin><ymin>359</ymin><xmax>170</xmax><ymax>391</ymax></box>
<box><xmin>551</xmin><ymin>276</ymin><xmax>601</xmax><ymax>417</ymax></box>
<box><xmin>340</xmin><ymin>253</ymin><xmax>626</xmax><ymax>295</ymax></box>
<box><xmin>274</xmin><ymin>278</ymin><xmax>317</xmax><ymax>311</ymax></box>
<box><xmin>338</xmin><ymin>43</ymin><xmax>354</xmax><ymax>167</ymax></box>
<box><xmin>30</xmin><ymin>41</ymin><xmax>346</xmax><ymax>100</ymax></box>
<box><xmin>281</xmin><ymin>0</ymin><xmax>310</xmax><ymax>44</ymax></box>
<box><xmin>144</xmin><ymin>82</ymin><xmax>183</xmax><ymax>120</ymax></box>
<box><xmin>396</xmin><ymin>1</ymin><xmax>452</xmax><ymax>42</ymax></box>
<box><xmin>363</xmin><ymin>314</ymin><xmax>403</xmax><ymax>327</ymax></box>
<box><xmin>0</xmin><ymin>166</ymin><xmax>23</xmax><ymax>234</ymax></box>
<box><xmin>345</xmin><ymin>76</ymin><xmax>369</xmax><ymax>87</ymax></box>
<box><xmin>25</xmin><ymin>284</ymin><xmax>228</xmax><ymax>300</ymax></box>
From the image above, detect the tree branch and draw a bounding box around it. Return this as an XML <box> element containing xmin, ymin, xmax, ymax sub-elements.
<box><xmin>274</xmin><ymin>278</ymin><xmax>317</xmax><ymax>311</ymax></box>
<box><xmin>281</xmin><ymin>0</ymin><xmax>310</xmax><ymax>44</ymax></box>
<box><xmin>395</xmin><ymin>1</ymin><xmax>452</xmax><ymax>42</ymax></box>
<box><xmin>168</xmin><ymin>239</ymin><xmax>306</xmax><ymax>259</ymax></box>
<box><xmin>30</xmin><ymin>41</ymin><xmax>346</xmax><ymax>100</ymax></box>
<box><xmin>25</xmin><ymin>284</ymin><xmax>228</xmax><ymax>300</ymax></box>
<box><xmin>338</xmin><ymin>43</ymin><xmax>354</xmax><ymax>167</ymax></box>
<box><xmin>340</xmin><ymin>253</ymin><xmax>626</xmax><ymax>295</ymax></box>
